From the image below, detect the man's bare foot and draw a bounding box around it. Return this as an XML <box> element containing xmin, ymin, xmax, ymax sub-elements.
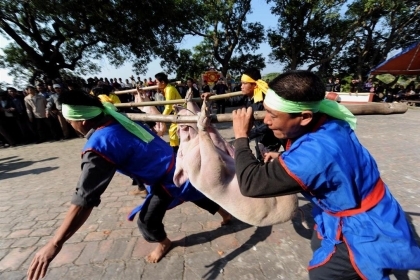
<box><xmin>218</xmin><ymin>207</ymin><xmax>232</xmax><ymax>226</ymax></box>
<box><xmin>145</xmin><ymin>238</ymin><xmax>172</xmax><ymax>263</ymax></box>
<box><xmin>129</xmin><ymin>189</ymin><xmax>148</xmax><ymax>198</ymax></box>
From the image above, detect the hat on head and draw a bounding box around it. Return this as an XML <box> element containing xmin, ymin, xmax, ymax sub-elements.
<box><xmin>26</xmin><ymin>85</ymin><xmax>36</xmax><ymax>89</ymax></box>
<box><xmin>6</xmin><ymin>87</ymin><xmax>17</xmax><ymax>91</ymax></box>
<box><xmin>53</xmin><ymin>84</ymin><xmax>61</xmax><ymax>88</ymax></box>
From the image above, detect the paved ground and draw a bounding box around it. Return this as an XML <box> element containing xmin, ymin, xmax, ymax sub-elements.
<box><xmin>0</xmin><ymin>108</ymin><xmax>420</xmax><ymax>280</ymax></box>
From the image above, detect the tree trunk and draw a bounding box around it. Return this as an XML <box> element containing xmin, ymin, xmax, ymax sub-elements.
<box><xmin>44</xmin><ymin>63</ymin><xmax>62</xmax><ymax>81</ymax></box>
<box><xmin>220</xmin><ymin>63</ymin><xmax>229</xmax><ymax>78</ymax></box>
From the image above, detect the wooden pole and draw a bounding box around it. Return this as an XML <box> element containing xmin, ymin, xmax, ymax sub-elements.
<box><xmin>114</xmin><ymin>91</ymin><xmax>244</xmax><ymax>107</ymax></box>
<box><xmin>114</xmin><ymin>86</ymin><xmax>158</xmax><ymax>94</ymax></box>
<box><xmin>113</xmin><ymin>81</ymin><xmax>182</xmax><ymax>94</ymax></box>
<box><xmin>114</xmin><ymin>91</ymin><xmax>373</xmax><ymax>107</ymax></box>
<box><xmin>125</xmin><ymin>103</ymin><xmax>408</xmax><ymax>123</ymax></box>
<box><xmin>344</xmin><ymin>102</ymin><xmax>408</xmax><ymax>115</ymax></box>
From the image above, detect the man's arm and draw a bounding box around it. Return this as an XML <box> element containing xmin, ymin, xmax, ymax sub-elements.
<box><xmin>27</xmin><ymin>152</ymin><xmax>117</xmax><ymax>280</ymax></box>
<box><xmin>46</xmin><ymin>95</ymin><xmax>55</xmax><ymax>114</ymax></box>
<box><xmin>232</xmin><ymin>107</ymin><xmax>300</xmax><ymax>198</ymax></box>
<box><xmin>162</xmin><ymin>87</ymin><xmax>174</xmax><ymax>115</ymax></box>
<box><xmin>27</xmin><ymin>205</ymin><xmax>92</xmax><ymax>280</ymax></box>
<box><xmin>24</xmin><ymin>99</ymin><xmax>34</xmax><ymax>121</ymax></box>
<box><xmin>234</xmin><ymin>138</ymin><xmax>300</xmax><ymax>197</ymax></box>
<box><xmin>41</xmin><ymin>95</ymin><xmax>47</xmax><ymax>108</ymax></box>
<box><xmin>162</xmin><ymin>85</ymin><xmax>182</xmax><ymax>115</ymax></box>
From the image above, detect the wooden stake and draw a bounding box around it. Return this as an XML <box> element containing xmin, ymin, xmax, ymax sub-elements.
<box><xmin>113</xmin><ymin>81</ymin><xmax>181</xmax><ymax>94</ymax></box>
<box><xmin>125</xmin><ymin>103</ymin><xmax>408</xmax><ymax>123</ymax></box>
<box><xmin>114</xmin><ymin>91</ymin><xmax>374</xmax><ymax>107</ymax></box>
<box><xmin>114</xmin><ymin>91</ymin><xmax>244</xmax><ymax>107</ymax></box>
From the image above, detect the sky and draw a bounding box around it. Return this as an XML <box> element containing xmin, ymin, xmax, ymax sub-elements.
<box><xmin>0</xmin><ymin>0</ymin><xmax>282</xmax><ymax>87</ymax></box>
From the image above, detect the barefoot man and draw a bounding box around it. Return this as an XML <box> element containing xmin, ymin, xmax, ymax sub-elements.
<box><xmin>27</xmin><ymin>89</ymin><xmax>230</xmax><ymax>280</ymax></box>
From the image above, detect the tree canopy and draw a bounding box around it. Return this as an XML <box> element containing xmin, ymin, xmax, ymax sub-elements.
<box><xmin>159</xmin><ymin>0</ymin><xmax>266</xmax><ymax>79</ymax></box>
<box><xmin>1</xmin><ymin>0</ymin><xmax>419</xmax><ymax>85</ymax></box>
<box><xmin>335</xmin><ymin>0</ymin><xmax>420</xmax><ymax>79</ymax></box>
<box><xmin>267</xmin><ymin>0</ymin><xmax>420</xmax><ymax>79</ymax></box>
<box><xmin>0</xmin><ymin>0</ymin><xmax>194</xmax><ymax>84</ymax></box>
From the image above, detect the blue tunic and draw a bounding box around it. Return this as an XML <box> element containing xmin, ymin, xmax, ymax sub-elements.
<box><xmin>82</xmin><ymin>122</ymin><xmax>205</xmax><ymax>221</ymax></box>
<box><xmin>280</xmin><ymin>118</ymin><xmax>420</xmax><ymax>279</ymax></box>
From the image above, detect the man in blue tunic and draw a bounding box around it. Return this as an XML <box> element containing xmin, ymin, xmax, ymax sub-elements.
<box><xmin>232</xmin><ymin>70</ymin><xmax>420</xmax><ymax>279</ymax></box>
<box><xmin>27</xmin><ymin>90</ymin><xmax>230</xmax><ymax>280</ymax></box>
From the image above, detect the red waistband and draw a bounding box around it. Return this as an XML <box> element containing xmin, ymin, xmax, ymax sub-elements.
<box><xmin>326</xmin><ymin>178</ymin><xmax>385</xmax><ymax>217</ymax></box>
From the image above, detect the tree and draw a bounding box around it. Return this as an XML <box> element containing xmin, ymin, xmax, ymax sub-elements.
<box><xmin>267</xmin><ymin>0</ymin><xmax>352</xmax><ymax>74</ymax></box>
<box><xmin>160</xmin><ymin>39</ymin><xmax>266</xmax><ymax>80</ymax></box>
<box><xmin>160</xmin><ymin>0</ymin><xmax>266</xmax><ymax>78</ymax></box>
<box><xmin>267</xmin><ymin>0</ymin><xmax>420</xmax><ymax>80</ymax></box>
<box><xmin>263</xmin><ymin>72</ymin><xmax>282</xmax><ymax>82</ymax></box>
<box><xmin>159</xmin><ymin>48</ymin><xmax>209</xmax><ymax>80</ymax></box>
<box><xmin>159</xmin><ymin>40</ymin><xmax>214</xmax><ymax>80</ymax></box>
<box><xmin>336</xmin><ymin>0</ymin><xmax>420</xmax><ymax>80</ymax></box>
<box><xmin>0</xmin><ymin>0</ymin><xmax>195</xmax><ymax>84</ymax></box>
<box><xmin>228</xmin><ymin>53</ymin><xmax>266</xmax><ymax>77</ymax></box>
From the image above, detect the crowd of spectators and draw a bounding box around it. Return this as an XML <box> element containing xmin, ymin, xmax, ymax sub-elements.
<box><xmin>377</xmin><ymin>81</ymin><xmax>420</xmax><ymax>102</ymax></box>
<box><xmin>325</xmin><ymin>77</ymin><xmax>420</xmax><ymax>103</ymax></box>
<box><xmin>2</xmin><ymin>73</ymin><xmax>418</xmax><ymax>148</ymax></box>
<box><xmin>325</xmin><ymin>77</ymin><xmax>341</xmax><ymax>92</ymax></box>
<box><xmin>0</xmin><ymin>83</ymin><xmax>78</xmax><ymax>148</ymax></box>
<box><xmin>0</xmin><ymin>75</ymin><xmax>236</xmax><ymax>148</ymax></box>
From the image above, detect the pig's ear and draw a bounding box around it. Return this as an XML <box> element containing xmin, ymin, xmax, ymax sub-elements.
<box><xmin>173</xmin><ymin>165</ymin><xmax>188</xmax><ymax>187</ymax></box>
<box><xmin>186</xmin><ymin>101</ymin><xmax>201</xmax><ymax>114</ymax></box>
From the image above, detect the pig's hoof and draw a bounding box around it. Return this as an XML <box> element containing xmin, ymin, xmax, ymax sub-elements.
<box><xmin>145</xmin><ymin>238</ymin><xmax>172</xmax><ymax>263</ymax></box>
<box><xmin>218</xmin><ymin>208</ymin><xmax>232</xmax><ymax>226</ymax></box>
<box><xmin>221</xmin><ymin>215</ymin><xmax>232</xmax><ymax>226</ymax></box>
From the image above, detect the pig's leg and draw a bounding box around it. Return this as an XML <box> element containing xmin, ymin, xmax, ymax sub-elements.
<box><xmin>192</xmin><ymin>101</ymin><xmax>297</xmax><ymax>226</ymax></box>
<box><xmin>188</xmin><ymin>99</ymin><xmax>235</xmax><ymax>196</ymax></box>
<box><xmin>135</xmin><ymin>93</ymin><xmax>166</xmax><ymax>136</ymax></box>
<box><xmin>218</xmin><ymin>207</ymin><xmax>232</xmax><ymax>225</ymax></box>
<box><xmin>193</xmin><ymin>100</ymin><xmax>232</xmax><ymax>224</ymax></box>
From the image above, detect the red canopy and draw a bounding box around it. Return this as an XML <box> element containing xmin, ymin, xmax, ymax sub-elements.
<box><xmin>370</xmin><ymin>41</ymin><xmax>420</xmax><ymax>75</ymax></box>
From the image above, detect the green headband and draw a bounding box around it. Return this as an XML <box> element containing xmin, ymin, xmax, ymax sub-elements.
<box><xmin>62</xmin><ymin>104</ymin><xmax>102</xmax><ymax>121</ymax></box>
<box><xmin>264</xmin><ymin>89</ymin><xmax>357</xmax><ymax>130</ymax></box>
<box><xmin>62</xmin><ymin>102</ymin><xmax>154</xmax><ymax>142</ymax></box>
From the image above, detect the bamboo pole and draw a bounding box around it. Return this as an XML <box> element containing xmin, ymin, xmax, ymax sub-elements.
<box><xmin>114</xmin><ymin>91</ymin><xmax>374</xmax><ymax>107</ymax></box>
<box><xmin>114</xmin><ymin>91</ymin><xmax>244</xmax><ymax>107</ymax></box>
<box><xmin>125</xmin><ymin>103</ymin><xmax>408</xmax><ymax>123</ymax></box>
<box><xmin>113</xmin><ymin>81</ymin><xmax>181</xmax><ymax>94</ymax></box>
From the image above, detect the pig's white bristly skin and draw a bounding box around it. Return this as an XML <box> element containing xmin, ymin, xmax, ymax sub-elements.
<box><xmin>173</xmin><ymin>100</ymin><xmax>298</xmax><ymax>227</ymax></box>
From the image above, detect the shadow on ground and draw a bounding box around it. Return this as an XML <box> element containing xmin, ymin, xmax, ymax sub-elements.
<box><xmin>203</xmin><ymin>225</ymin><xmax>272</xmax><ymax>280</ymax></box>
<box><xmin>170</xmin><ymin>219</ymin><xmax>271</xmax><ymax>280</ymax></box>
<box><xmin>0</xmin><ymin>156</ymin><xmax>59</xmax><ymax>180</ymax></box>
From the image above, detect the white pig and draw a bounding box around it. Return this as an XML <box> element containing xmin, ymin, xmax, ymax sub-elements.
<box><xmin>173</xmin><ymin>99</ymin><xmax>298</xmax><ymax>227</ymax></box>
